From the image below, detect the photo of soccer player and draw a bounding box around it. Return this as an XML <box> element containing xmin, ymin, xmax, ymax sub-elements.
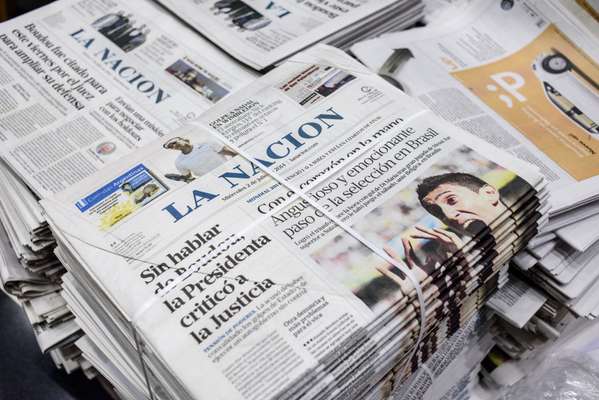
<box><xmin>398</xmin><ymin>171</ymin><xmax>507</xmax><ymax>273</ymax></box>
<box><xmin>311</xmin><ymin>146</ymin><xmax>533</xmax><ymax>311</ymax></box>
<box><xmin>162</xmin><ymin>136</ymin><xmax>237</xmax><ymax>183</ymax></box>
<box><xmin>355</xmin><ymin>147</ymin><xmax>532</xmax><ymax>277</ymax></box>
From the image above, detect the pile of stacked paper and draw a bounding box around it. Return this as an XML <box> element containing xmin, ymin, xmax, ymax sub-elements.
<box><xmin>388</xmin><ymin>275</ymin><xmax>580</xmax><ymax>400</ymax></box>
<box><xmin>0</xmin><ymin>161</ymin><xmax>86</xmax><ymax>368</ymax></box>
<box><xmin>479</xmin><ymin>315</ymin><xmax>599</xmax><ymax>398</ymax></box>
<box><xmin>155</xmin><ymin>0</ymin><xmax>425</xmax><ymax>71</ymax></box>
<box><xmin>0</xmin><ymin>0</ymin><xmax>425</xmax><ymax>387</ymax></box>
<box><xmin>0</xmin><ymin>0</ymin><xmax>256</xmax><ymax>374</ymax></box>
<box><xmin>0</xmin><ymin>0</ymin><xmax>594</xmax><ymax>398</ymax></box>
<box><xmin>350</xmin><ymin>0</ymin><xmax>599</xmax><ymax>319</ymax></box>
<box><xmin>38</xmin><ymin>45</ymin><xmax>549</xmax><ymax>400</ymax></box>
<box><xmin>391</xmin><ymin>312</ymin><xmax>496</xmax><ymax>400</ymax></box>
<box><xmin>0</xmin><ymin>163</ymin><xmax>60</xmax><ymax>298</ymax></box>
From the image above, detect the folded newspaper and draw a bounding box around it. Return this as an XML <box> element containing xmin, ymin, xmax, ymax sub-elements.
<box><xmin>350</xmin><ymin>0</ymin><xmax>599</xmax><ymax>320</ymax></box>
<box><xmin>40</xmin><ymin>44</ymin><xmax>549</xmax><ymax>400</ymax></box>
<box><xmin>0</xmin><ymin>0</ymin><xmax>428</xmax><ymax>389</ymax></box>
<box><xmin>154</xmin><ymin>0</ymin><xmax>425</xmax><ymax>71</ymax></box>
<box><xmin>0</xmin><ymin>0</ymin><xmax>256</xmax><ymax>373</ymax></box>
<box><xmin>0</xmin><ymin>0</ymin><xmax>593</xmax><ymax>398</ymax></box>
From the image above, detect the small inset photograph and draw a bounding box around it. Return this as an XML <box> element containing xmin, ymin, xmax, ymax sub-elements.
<box><xmin>314</xmin><ymin>70</ymin><xmax>356</xmax><ymax>97</ymax></box>
<box><xmin>165</xmin><ymin>59</ymin><xmax>229</xmax><ymax>103</ymax></box>
<box><xmin>92</xmin><ymin>11</ymin><xmax>149</xmax><ymax>52</ymax></box>
<box><xmin>119</xmin><ymin>175</ymin><xmax>163</xmax><ymax>207</ymax></box>
<box><xmin>161</xmin><ymin>135</ymin><xmax>237</xmax><ymax>183</ymax></box>
<box><xmin>211</xmin><ymin>0</ymin><xmax>272</xmax><ymax>31</ymax></box>
<box><xmin>278</xmin><ymin>66</ymin><xmax>357</xmax><ymax>106</ymax></box>
<box><xmin>95</xmin><ymin>141</ymin><xmax>116</xmax><ymax>156</ymax></box>
<box><xmin>75</xmin><ymin>164</ymin><xmax>168</xmax><ymax>230</ymax></box>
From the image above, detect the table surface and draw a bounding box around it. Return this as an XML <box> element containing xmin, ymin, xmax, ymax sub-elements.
<box><xmin>0</xmin><ymin>291</ymin><xmax>111</xmax><ymax>400</ymax></box>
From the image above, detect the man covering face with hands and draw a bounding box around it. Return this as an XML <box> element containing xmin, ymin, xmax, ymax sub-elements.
<box><xmin>401</xmin><ymin>173</ymin><xmax>507</xmax><ymax>274</ymax></box>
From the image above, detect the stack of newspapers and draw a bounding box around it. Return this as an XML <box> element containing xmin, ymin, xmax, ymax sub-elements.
<box><xmin>0</xmin><ymin>0</ymin><xmax>424</xmax><ymax>386</ymax></box>
<box><xmin>0</xmin><ymin>0</ymin><xmax>256</xmax><ymax>372</ymax></box>
<box><xmin>39</xmin><ymin>45</ymin><xmax>550</xmax><ymax>400</ymax></box>
<box><xmin>391</xmin><ymin>311</ymin><xmax>496</xmax><ymax>400</ymax></box>
<box><xmin>351</xmin><ymin>0</ymin><xmax>599</xmax><ymax>320</ymax></box>
<box><xmin>0</xmin><ymin>164</ymin><xmax>60</xmax><ymax>298</ymax></box>
<box><xmin>155</xmin><ymin>0</ymin><xmax>425</xmax><ymax>71</ymax></box>
<box><xmin>0</xmin><ymin>0</ymin><xmax>595</xmax><ymax>398</ymax></box>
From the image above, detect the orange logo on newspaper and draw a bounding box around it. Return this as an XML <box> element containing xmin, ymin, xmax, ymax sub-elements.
<box><xmin>451</xmin><ymin>25</ymin><xmax>599</xmax><ymax>181</ymax></box>
<box><xmin>485</xmin><ymin>72</ymin><xmax>527</xmax><ymax>108</ymax></box>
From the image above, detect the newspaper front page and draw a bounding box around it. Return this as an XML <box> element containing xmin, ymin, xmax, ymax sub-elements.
<box><xmin>351</xmin><ymin>0</ymin><xmax>599</xmax><ymax>214</ymax></box>
<box><xmin>42</xmin><ymin>45</ymin><xmax>545</xmax><ymax>400</ymax></box>
<box><xmin>0</xmin><ymin>0</ymin><xmax>256</xmax><ymax>198</ymax></box>
<box><xmin>155</xmin><ymin>0</ymin><xmax>402</xmax><ymax>70</ymax></box>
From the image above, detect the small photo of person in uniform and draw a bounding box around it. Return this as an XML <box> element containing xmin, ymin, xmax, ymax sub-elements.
<box><xmin>162</xmin><ymin>136</ymin><xmax>237</xmax><ymax>183</ymax></box>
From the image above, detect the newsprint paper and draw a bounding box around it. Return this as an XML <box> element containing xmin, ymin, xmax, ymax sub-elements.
<box><xmin>0</xmin><ymin>0</ymin><xmax>256</xmax><ymax>198</ymax></box>
<box><xmin>41</xmin><ymin>45</ymin><xmax>547</xmax><ymax>400</ymax></box>
<box><xmin>351</xmin><ymin>0</ymin><xmax>599</xmax><ymax>215</ymax></box>
<box><xmin>154</xmin><ymin>0</ymin><xmax>424</xmax><ymax>70</ymax></box>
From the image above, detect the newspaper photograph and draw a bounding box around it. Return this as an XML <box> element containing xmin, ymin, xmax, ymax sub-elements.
<box><xmin>0</xmin><ymin>0</ymin><xmax>255</xmax><ymax>197</ymax></box>
<box><xmin>3</xmin><ymin>1</ymin><xmax>599</xmax><ymax>399</ymax></box>
<box><xmin>155</xmin><ymin>0</ymin><xmax>410</xmax><ymax>70</ymax></box>
<box><xmin>41</xmin><ymin>45</ymin><xmax>547</xmax><ymax>400</ymax></box>
<box><xmin>351</xmin><ymin>0</ymin><xmax>599</xmax><ymax>214</ymax></box>
<box><xmin>313</xmin><ymin>145</ymin><xmax>535</xmax><ymax>287</ymax></box>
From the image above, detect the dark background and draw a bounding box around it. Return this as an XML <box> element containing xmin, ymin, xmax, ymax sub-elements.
<box><xmin>0</xmin><ymin>0</ymin><xmax>54</xmax><ymax>21</ymax></box>
<box><xmin>0</xmin><ymin>292</ymin><xmax>111</xmax><ymax>399</ymax></box>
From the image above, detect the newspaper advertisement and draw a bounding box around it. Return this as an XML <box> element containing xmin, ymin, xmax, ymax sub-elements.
<box><xmin>41</xmin><ymin>45</ymin><xmax>544</xmax><ymax>400</ymax></box>
<box><xmin>155</xmin><ymin>0</ymin><xmax>399</xmax><ymax>70</ymax></box>
<box><xmin>0</xmin><ymin>0</ymin><xmax>255</xmax><ymax>198</ymax></box>
<box><xmin>351</xmin><ymin>0</ymin><xmax>599</xmax><ymax>213</ymax></box>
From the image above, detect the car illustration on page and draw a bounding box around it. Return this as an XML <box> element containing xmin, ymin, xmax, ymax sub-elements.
<box><xmin>532</xmin><ymin>50</ymin><xmax>599</xmax><ymax>136</ymax></box>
